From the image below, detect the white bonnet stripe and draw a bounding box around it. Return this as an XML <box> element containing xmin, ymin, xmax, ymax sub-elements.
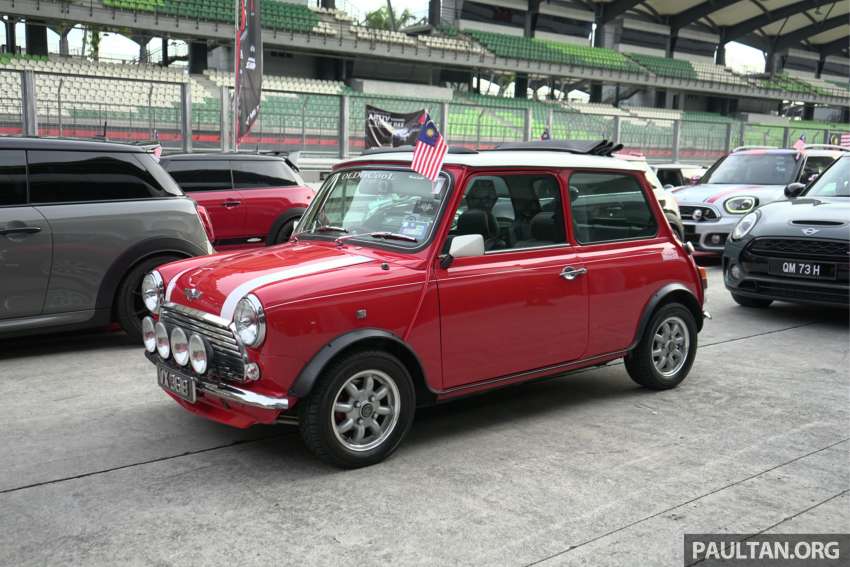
<box><xmin>165</xmin><ymin>266</ymin><xmax>197</xmax><ymax>302</ymax></box>
<box><xmin>220</xmin><ymin>255</ymin><xmax>372</xmax><ymax>320</ymax></box>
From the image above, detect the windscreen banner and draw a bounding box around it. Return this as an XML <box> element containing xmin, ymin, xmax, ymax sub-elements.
<box><xmin>235</xmin><ymin>0</ymin><xmax>262</xmax><ymax>145</ymax></box>
<box><xmin>365</xmin><ymin>105</ymin><xmax>427</xmax><ymax>149</ymax></box>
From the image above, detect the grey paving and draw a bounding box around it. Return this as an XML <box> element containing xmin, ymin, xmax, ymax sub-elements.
<box><xmin>0</xmin><ymin>264</ymin><xmax>847</xmax><ymax>566</ymax></box>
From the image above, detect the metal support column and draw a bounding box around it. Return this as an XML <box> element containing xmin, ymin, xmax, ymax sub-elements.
<box><xmin>523</xmin><ymin>107</ymin><xmax>533</xmax><ymax>141</ymax></box>
<box><xmin>724</xmin><ymin>123</ymin><xmax>733</xmax><ymax>153</ymax></box>
<box><xmin>824</xmin><ymin>129</ymin><xmax>830</xmax><ymax>144</ymax></box>
<box><xmin>180</xmin><ymin>82</ymin><xmax>192</xmax><ymax>153</ymax></box>
<box><xmin>671</xmin><ymin>120</ymin><xmax>680</xmax><ymax>163</ymax></box>
<box><xmin>440</xmin><ymin>101</ymin><xmax>449</xmax><ymax>141</ymax></box>
<box><xmin>339</xmin><ymin>95</ymin><xmax>350</xmax><ymax>158</ymax></box>
<box><xmin>781</xmin><ymin>127</ymin><xmax>790</xmax><ymax>149</ymax></box>
<box><xmin>21</xmin><ymin>70</ymin><xmax>38</xmax><ymax>136</ymax></box>
<box><xmin>220</xmin><ymin>86</ymin><xmax>230</xmax><ymax>151</ymax></box>
<box><xmin>547</xmin><ymin>108</ymin><xmax>553</xmax><ymax>138</ymax></box>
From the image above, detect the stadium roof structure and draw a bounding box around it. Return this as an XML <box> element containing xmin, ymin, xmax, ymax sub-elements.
<box><xmin>583</xmin><ymin>0</ymin><xmax>849</xmax><ymax>59</ymax></box>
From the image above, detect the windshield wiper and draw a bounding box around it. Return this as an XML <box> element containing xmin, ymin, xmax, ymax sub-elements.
<box><xmin>335</xmin><ymin>231</ymin><xmax>418</xmax><ymax>245</ymax></box>
<box><xmin>314</xmin><ymin>225</ymin><xmax>349</xmax><ymax>233</ymax></box>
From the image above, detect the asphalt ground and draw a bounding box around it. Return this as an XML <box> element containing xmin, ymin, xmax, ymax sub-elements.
<box><xmin>1</xmin><ymin>262</ymin><xmax>848</xmax><ymax>566</ymax></box>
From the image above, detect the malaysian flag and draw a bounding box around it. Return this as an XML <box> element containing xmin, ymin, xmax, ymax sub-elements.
<box><xmin>840</xmin><ymin>132</ymin><xmax>850</xmax><ymax>148</ymax></box>
<box><xmin>411</xmin><ymin>113</ymin><xmax>448</xmax><ymax>182</ymax></box>
<box><xmin>792</xmin><ymin>134</ymin><xmax>806</xmax><ymax>152</ymax></box>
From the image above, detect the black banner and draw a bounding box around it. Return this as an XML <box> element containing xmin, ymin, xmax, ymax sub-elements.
<box><xmin>365</xmin><ymin>105</ymin><xmax>427</xmax><ymax>149</ymax></box>
<box><xmin>235</xmin><ymin>0</ymin><xmax>262</xmax><ymax>144</ymax></box>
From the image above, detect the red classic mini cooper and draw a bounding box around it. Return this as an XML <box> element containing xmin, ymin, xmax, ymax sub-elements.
<box><xmin>141</xmin><ymin>142</ymin><xmax>709</xmax><ymax>468</ymax></box>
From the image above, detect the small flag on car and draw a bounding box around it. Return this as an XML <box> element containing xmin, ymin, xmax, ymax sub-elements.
<box><xmin>411</xmin><ymin>113</ymin><xmax>448</xmax><ymax>182</ymax></box>
<box><xmin>840</xmin><ymin>132</ymin><xmax>850</xmax><ymax>148</ymax></box>
<box><xmin>792</xmin><ymin>134</ymin><xmax>806</xmax><ymax>152</ymax></box>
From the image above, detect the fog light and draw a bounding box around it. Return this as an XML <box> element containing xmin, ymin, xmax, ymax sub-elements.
<box><xmin>155</xmin><ymin>321</ymin><xmax>170</xmax><ymax>359</ymax></box>
<box><xmin>692</xmin><ymin>209</ymin><xmax>703</xmax><ymax>221</ymax></box>
<box><xmin>244</xmin><ymin>362</ymin><xmax>261</xmax><ymax>382</ymax></box>
<box><xmin>710</xmin><ymin>234</ymin><xmax>722</xmax><ymax>245</ymax></box>
<box><xmin>730</xmin><ymin>264</ymin><xmax>742</xmax><ymax>280</ymax></box>
<box><xmin>170</xmin><ymin>327</ymin><xmax>189</xmax><ymax>366</ymax></box>
<box><xmin>142</xmin><ymin>316</ymin><xmax>156</xmax><ymax>353</ymax></box>
<box><xmin>189</xmin><ymin>334</ymin><xmax>208</xmax><ymax>375</ymax></box>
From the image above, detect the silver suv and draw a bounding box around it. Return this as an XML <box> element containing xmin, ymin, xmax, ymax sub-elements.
<box><xmin>0</xmin><ymin>138</ymin><xmax>212</xmax><ymax>339</ymax></box>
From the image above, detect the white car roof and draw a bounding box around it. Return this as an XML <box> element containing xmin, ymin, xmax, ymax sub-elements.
<box><xmin>341</xmin><ymin>150</ymin><xmax>645</xmax><ymax>172</ymax></box>
<box><xmin>653</xmin><ymin>163</ymin><xmax>705</xmax><ymax>168</ymax></box>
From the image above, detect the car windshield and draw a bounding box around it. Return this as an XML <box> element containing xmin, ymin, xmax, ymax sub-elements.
<box><xmin>296</xmin><ymin>168</ymin><xmax>450</xmax><ymax>249</ymax></box>
<box><xmin>702</xmin><ymin>153</ymin><xmax>798</xmax><ymax>185</ymax></box>
<box><xmin>805</xmin><ymin>156</ymin><xmax>849</xmax><ymax>198</ymax></box>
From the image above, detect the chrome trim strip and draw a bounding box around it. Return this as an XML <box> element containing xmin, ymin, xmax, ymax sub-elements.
<box><xmin>199</xmin><ymin>382</ymin><xmax>290</xmax><ymax>410</ymax></box>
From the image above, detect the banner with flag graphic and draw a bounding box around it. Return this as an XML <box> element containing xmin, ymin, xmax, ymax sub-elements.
<box><xmin>840</xmin><ymin>132</ymin><xmax>850</xmax><ymax>148</ymax></box>
<box><xmin>234</xmin><ymin>0</ymin><xmax>262</xmax><ymax>146</ymax></box>
<box><xmin>411</xmin><ymin>114</ymin><xmax>448</xmax><ymax>182</ymax></box>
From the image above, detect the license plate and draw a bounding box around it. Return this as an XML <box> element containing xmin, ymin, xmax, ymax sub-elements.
<box><xmin>768</xmin><ymin>259</ymin><xmax>836</xmax><ymax>280</ymax></box>
<box><xmin>157</xmin><ymin>365</ymin><xmax>196</xmax><ymax>403</ymax></box>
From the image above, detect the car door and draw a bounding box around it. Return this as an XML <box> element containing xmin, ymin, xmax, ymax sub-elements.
<box><xmin>0</xmin><ymin>149</ymin><xmax>52</xmax><ymax>319</ymax></box>
<box><xmin>230</xmin><ymin>158</ymin><xmax>302</xmax><ymax>244</ymax></box>
<box><xmin>164</xmin><ymin>160</ymin><xmax>246</xmax><ymax>246</ymax></box>
<box><xmin>568</xmin><ymin>170</ymin><xmax>669</xmax><ymax>356</ymax></box>
<box><xmin>436</xmin><ymin>171</ymin><xmax>588</xmax><ymax>389</ymax></box>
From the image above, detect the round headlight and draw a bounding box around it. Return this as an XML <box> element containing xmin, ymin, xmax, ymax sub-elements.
<box><xmin>233</xmin><ymin>294</ymin><xmax>266</xmax><ymax>347</ymax></box>
<box><xmin>724</xmin><ymin>195</ymin><xmax>759</xmax><ymax>214</ymax></box>
<box><xmin>189</xmin><ymin>334</ymin><xmax>209</xmax><ymax>374</ymax></box>
<box><xmin>731</xmin><ymin>211</ymin><xmax>760</xmax><ymax>241</ymax></box>
<box><xmin>142</xmin><ymin>316</ymin><xmax>156</xmax><ymax>353</ymax></box>
<box><xmin>170</xmin><ymin>327</ymin><xmax>189</xmax><ymax>366</ymax></box>
<box><xmin>141</xmin><ymin>271</ymin><xmax>164</xmax><ymax>313</ymax></box>
<box><xmin>155</xmin><ymin>321</ymin><xmax>170</xmax><ymax>359</ymax></box>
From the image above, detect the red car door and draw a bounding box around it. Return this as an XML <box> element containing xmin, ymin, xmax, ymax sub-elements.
<box><xmin>231</xmin><ymin>158</ymin><xmax>314</xmax><ymax>244</ymax></box>
<box><xmin>436</xmin><ymin>171</ymin><xmax>588</xmax><ymax>389</ymax></box>
<box><xmin>163</xmin><ymin>159</ymin><xmax>246</xmax><ymax>247</ymax></box>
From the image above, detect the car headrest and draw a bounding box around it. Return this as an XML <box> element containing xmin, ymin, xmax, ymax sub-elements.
<box><xmin>530</xmin><ymin>211</ymin><xmax>564</xmax><ymax>243</ymax></box>
<box><xmin>467</xmin><ymin>181</ymin><xmax>497</xmax><ymax>211</ymax></box>
<box><xmin>457</xmin><ymin>208</ymin><xmax>495</xmax><ymax>238</ymax></box>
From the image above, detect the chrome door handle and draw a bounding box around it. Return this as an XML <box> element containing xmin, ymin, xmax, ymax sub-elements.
<box><xmin>223</xmin><ymin>200</ymin><xmax>241</xmax><ymax>208</ymax></box>
<box><xmin>560</xmin><ymin>266</ymin><xmax>587</xmax><ymax>281</ymax></box>
<box><xmin>0</xmin><ymin>226</ymin><xmax>41</xmax><ymax>236</ymax></box>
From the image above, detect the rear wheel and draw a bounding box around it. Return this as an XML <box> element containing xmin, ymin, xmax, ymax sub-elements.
<box><xmin>625</xmin><ymin>303</ymin><xmax>698</xmax><ymax>390</ymax></box>
<box><xmin>731</xmin><ymin>293</ymin><xmax>772</xmax><ymax>308</ymax></box>
<box><xmin>115</xmin><ymin>254</ymin><xmax>180</xmax><ymax>342</ymax></box>
<box><xmin>270</xmin><ymin>219</ymin><xmax>297</xmax><ymax>245</ymax></box>
<box><xmin>299</xmin><ymin>351</ymin><xmax>415</xmax><ymax>469</ymax></box>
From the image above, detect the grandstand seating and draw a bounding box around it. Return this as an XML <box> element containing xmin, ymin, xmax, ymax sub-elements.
<box><xmin>748</xmin><ymin>73</ymin><xmax>814</xmax><ymax>95</ymax></box>
<box><xmin>350</xmin><ymin>26</ymin><xmax>416</xmax><ymax>46</ymax></box>
<box><xmin>624</xmin><ymin>53</ymin><xmax>749</xmax><ymax>87</ymax></box>
<box><xmin>565</xmin><ymin>102</ymin><xmax>630</xmax><ymax>117</ymax></box>
<box><xmin>466</xmin><ymin>30</ymin><xmax>645</xmax><ymax>74</ymax></box>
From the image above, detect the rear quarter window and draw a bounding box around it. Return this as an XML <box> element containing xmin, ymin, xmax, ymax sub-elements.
<box><xmin>161</xmin><ymin>160</ymin><xmax>232</xmax><ymax>192</ymax></box>
<box><xmin>569</xmin><ymin>171</ymin><xmax>658</xmax><ymax>244</ymax></box>
<box><xmin>232</xmin><ymin>159</ymin><xmax>299</xmax><ymax>188</ymax></box>
<box><xmin>27</xmin><ymin>150</ymin><xmax>174</xmax><ymax>204</ymax></box>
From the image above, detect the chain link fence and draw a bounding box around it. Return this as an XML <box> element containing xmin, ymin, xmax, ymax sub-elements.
<box><xmin>2</xmin><ymin>69</ymin><xmax>847</xmax><ymax>163</ymax></box>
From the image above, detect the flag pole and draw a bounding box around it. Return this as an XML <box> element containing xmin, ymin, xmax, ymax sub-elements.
<box><xmin>232</xmin><ymin>0</ymin><xmax>240</xmax><ymax>152</ymax></box>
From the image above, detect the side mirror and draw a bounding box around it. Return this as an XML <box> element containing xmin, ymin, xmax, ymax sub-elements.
<box><xmin>784</xmin><ymin>182</ymin><xmax>806</xmax><ymax>199</ymax></box>
<box><xmin>449</xmin><ymin>234</ymin><xmax>485</xmax><ymax>259</ymax></box>
<box><xmin>689</xmin><ymin>175</ymin><xmax>701</xmax><ymax>185</ymax></box>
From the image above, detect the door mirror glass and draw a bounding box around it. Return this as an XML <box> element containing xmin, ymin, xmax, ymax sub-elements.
<box><xmin>449</xmin><ymin>234</ymin><xmax>485</xmax><ymax>258</ymax></box>
<box><xmin>784</xmin><ymin>182</ymin><xmax>806</xmax><ymax>199</ymax></box>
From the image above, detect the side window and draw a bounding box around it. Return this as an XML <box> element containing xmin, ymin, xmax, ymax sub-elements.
<box><xmin>569</xmin><ymin>171</ymin><xmax>658</xmax><ymax>244</ymax></box>
<box><xmin>449</xmin><ymin>174</ymin><xmax>566</xmax><ymax>252</ymax></box>
<box><xmin>28</xmin><ymin>151</ymin><xmax>166</xmax><ymax>203</ymax></box>
<box><xmin>163</xmin><ymin>160</ymin><xmax>232</xmax><ymax>192</ymax></box>
<box><xmin>232</xmin><ymin>160</ymin><xmax>298</xmax><ymax>189</ymax></box>
<box><xmin>657</xmin><ymin>169</ymin><xmax>683</xmax><ymax>187</ymax></box>
<box><xmin>0</xmin><ymin>150</ymin><xmax>27</xmax><ymax>206</ymax></box>
<box><xmin>801</xmin><ymin>156</ymin><xmax>835</xmax><ymax>183</ymax></box>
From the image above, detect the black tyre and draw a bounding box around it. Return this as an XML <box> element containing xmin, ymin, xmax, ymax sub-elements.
<box><xmin>731</xmin><ymin>293</ymin><xmax>772</xmax><ymax>309</ymax></box>
<box><xmin>625</xmin><ymin>303</ymin><xmax>698</xmax><ymax>390</ymax></box>
<box><xmin>665</xmin><ymin>212</ymin><xmax>684</xmax><ymax>242</ymax></box>
<box><xmin>270</xmin><ymin>219</ymin><xmax>297</xmax><ymax>245</ymax></box>
<box><xmin>299</xmin><ymin>350</ymin><xmax>416</xmax><ymax>469</ymax></box>
<box><xmin>115</xmin><ymin>254</ymin><xmax>181</xmax><ymax>342</ymax></box>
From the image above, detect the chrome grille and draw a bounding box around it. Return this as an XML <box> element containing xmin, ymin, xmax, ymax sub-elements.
<box><xmin>748</xmin><ymin>238</ymin><xmax>850</xmax><ymax>262</ymax></box>
<box><xmin>159</xmin><ymin>303</ymin><xmax>246</xmax><ymax>382</ymax></box>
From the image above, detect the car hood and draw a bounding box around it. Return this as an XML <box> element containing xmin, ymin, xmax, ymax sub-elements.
<box><xmin>671</xmin><ymin>183</ymin><xmax>787</xmax><ymax>206</ymax></box>
<box><xmin>752</xmin><ymin>197</ymin><xmax>850</xmax><ymax>239</ymax></box>
<box><xmin>163</xmin><ymin>242</ymin><xmax>423</xmax><ymax>320</ymax></box>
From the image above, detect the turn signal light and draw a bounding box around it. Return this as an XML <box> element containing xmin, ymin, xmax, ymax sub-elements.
<box><xmin>698</xmin><ymin>266</ymin><xmax>708</xmax><ymax>291</ymax></box>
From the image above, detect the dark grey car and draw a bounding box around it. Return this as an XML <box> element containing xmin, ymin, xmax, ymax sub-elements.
<box><xmin>0</xmin><ymin>138</ymin><xmax>212</xmax><ymax>339</ymax></box>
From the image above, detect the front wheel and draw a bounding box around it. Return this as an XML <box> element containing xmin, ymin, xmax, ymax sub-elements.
<box><xmin>116</xmin><ymin>254</ymin><xmax>181</xmax><ymax>342</ymax></box>
<box><xmin>270</xmin><ymin>219</ymin><xmax>297</xmax><ymax>245</ymax></box>
<box><xmin>625</xmin><ymin>303</ymin><xmax>698</xmax><ymax>390</ymax></box>
<box><xmin>299</xmin><ymin>351</ymin><xmax>416</xmax><ymax>469</ymax></box>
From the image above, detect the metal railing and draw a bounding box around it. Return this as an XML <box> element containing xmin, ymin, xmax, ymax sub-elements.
<box><xmin>1</xmin><ymin>69</ymin><xmax>847</xmax><ymax>163</ymax></box>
